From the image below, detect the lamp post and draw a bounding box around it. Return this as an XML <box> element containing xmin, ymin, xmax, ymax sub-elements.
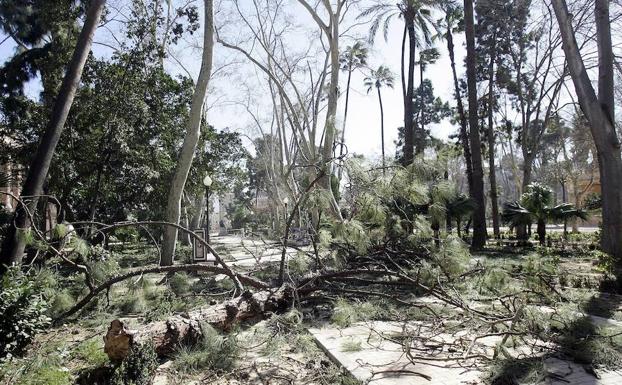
<box><xmin>203</xmin><ymin>174</ymin><xmax>213</xmax><ymax>244</ymax></box>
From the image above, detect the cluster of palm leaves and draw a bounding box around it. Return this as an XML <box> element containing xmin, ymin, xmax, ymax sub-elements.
<box><xmin>502</xmin><ymin>183</ymin><xmax>588</xmax><ymax>244</ymax></box>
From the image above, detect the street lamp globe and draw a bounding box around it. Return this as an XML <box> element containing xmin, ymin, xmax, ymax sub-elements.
<box><xmin>203</xmin><ymin>174</ymin><xmax>213</xmax><ymax>187</ymax></box>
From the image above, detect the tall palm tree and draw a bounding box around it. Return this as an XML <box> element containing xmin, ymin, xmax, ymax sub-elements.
<box><xmin>434</xmin><ymin>0</ymin><xmax>473</xmax><ymax>195</ymax></box>
<box><xmin>464</xmin><ymin>0</ymin><xmax>487</xmax><ymax>249</ymax></box>
<box><xmin>360</xmin><ymin>0</ymin><xmax>437</xmax><ymax>166</ymax></box>
<box><xmin>338</xmin><ymin>42</ymin><xmax>368</xmax><ymax>180</ymax></box>
<box><xmin>365</xmin><ymin>66</ymin><xmax>395</xmax><ymax>176</ymax></box>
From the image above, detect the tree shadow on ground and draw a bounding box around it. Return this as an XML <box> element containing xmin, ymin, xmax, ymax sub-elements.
<box><xmin>489</xmin><ymin>281</ymin><xmax>622</xmax><ymax>385</ymax></box>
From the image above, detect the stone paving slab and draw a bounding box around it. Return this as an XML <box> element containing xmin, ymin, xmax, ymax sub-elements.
<box><xmin>310</xmin><ymin>321</ymin><xmax>622</xmax><ymax>385</ymax></box>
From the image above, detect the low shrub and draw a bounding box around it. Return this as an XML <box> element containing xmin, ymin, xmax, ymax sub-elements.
<box><xmin>0</xmin><ymin>267</ymin><xmax>51</xmax><ymax>359</ymax></box>
<box><xmin>110</xmin><ymin>343</ymin><xmax>158</xmax><ymax>385</ymax></box>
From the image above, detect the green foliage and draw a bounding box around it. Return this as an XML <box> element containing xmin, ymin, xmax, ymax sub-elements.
<box><xmin>331</xmin><ymin>299</ymin><xmax>381</xmax><ymax>328</ymax></box>
<box><xmin>49</xmin><ymin>290</ymin><xmax>75</xmax><ymax>318</ymax></box>
<box><xmin>340</xmin><ymin>338</ymin><xmax>363</xmax><ymax>352</ymax></box>
<box><xmin>288</xmin><ymin>254</ymin><xmax>311</xmax><ymax>277</ymax></box>
<box><xmin>110</xmin><ymin>343</ymin><xmax>158</xmax><ymax>385</ymax></box>
<box><xmin>481</xmin><ymin>268</ymin><xmax>510</xmax><ymax>294</ymax></box>
<box><xmin>72</xmin><ymin>339</ymin><xmax>108</xmax><ymax>368</ymax></box>
<box><xmin>14</xmin><ymin>365</ymin><xmax>72</xmax><ymax>385</ymax></box>
<box><xmin>173</xmin><ymin>323</ymin><xmax>239</xmax><ymax>374</ymax></box>
<box><xmin>0</xmin><ymin>267</ymin><xmax>51</xmax><ymax>359</ymax></box>
<box><xmin>502</xmin><ymin>183</ymin><xmax>587</xmax><ymax>234</ymax></box>
<box><xmin>432</xmin><ymin>235</ymin><xmax>470</xmax><ymax>277</ymax></box>
<box><xmin>486</xmin><ymin>357</ymin><xmax>544</xmax><ymax>384</ymax></box>
<box><xmin>555</xmin><ymin>317</ymin><xmax>622</xmax><ymax>369</ymax></box>
<box><xmin>168</xmin><ymin>272</ymin><xmax>192</xmax><ymax>297</ymax></box>
<box><xmin>583</xmin><ymin>192</ymin><xmax>602</xmax><ymax>210</ymax></box>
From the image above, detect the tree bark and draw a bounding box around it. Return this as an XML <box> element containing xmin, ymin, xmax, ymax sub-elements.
<box><xmin>378</xmin><ymin>87</ymin><xmax>386</xmax><ymax>176</ymax></box>
<box><xmin>402</xmin><ymin>17</ymin><xmax>416</xmax><ymax>166</ymax></box>
<box><xmin>416</xmin><ymin>61</ymin><xmax>425</xmax><ymax>156</ymax></box>
<box><xmin>103</xmin><ymin>286</ymin><xmax>293</xmax><ymax>362</ymax></box>
<box><xmin>337</xmin><ymin>66</ymin><xmax>353</xmax><ymax>181</ymax></box>
<box><xmin>464</xmin><ymin>0</ymin><xmax>487</xmax><ymax>249</ymax></box>
<box><xmin>537</xmin><ymin>219</ymin><xmax>546</xmax><ymax>246</ymax></box>
<box><xmin>487</xmin><ymin>33</ymin><xmax>500</xmax><ymax>238</ymax></box>
<box><xmin>552</xmin><ymin>0</ymin><xmax>622</xmax><ymax>268</ymax></box>
<box><xmin>161</xmin><ymin>0</ymin><xmax>214</xmax><ymax>266</ymax></box>
<box><xmin>0</xmin><ymin>0</ymin><xmax>106</xmax><ymax>272</ymax></box>
<box><xmin>447</xmin><ymin>26</ymin><xmax>473</xmax><ymax>195</ymax></box>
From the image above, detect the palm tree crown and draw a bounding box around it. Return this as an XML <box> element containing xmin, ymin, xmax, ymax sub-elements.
<box><xmin>502</xmin><ymin>183</ymin><xmax>588</xmax><ymax>244</ymax></box>
<box><xmin>364</xmin><ymin>65</ymin><xmax>395</xmax><ymax>93</ymax></box>
<box><xmin>360</xmin><ymin>0</ymin><xmax>437</xmax><ymax>45</ymax></box>
<box><xmin>340</xmin><ymin>41</ymin><xmax>368</xmax><ymax>72</ymax></box>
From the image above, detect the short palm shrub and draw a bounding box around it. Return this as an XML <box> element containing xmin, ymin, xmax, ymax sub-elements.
<box><xmin>502</xmin><ymin>183</ymin><xmax>587</xmax><ymax>245</ymax></box>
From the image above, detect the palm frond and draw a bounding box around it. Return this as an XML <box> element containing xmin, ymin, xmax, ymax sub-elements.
<box><xmin>501</xmin><ymin>201</ymin><xmax>532</xmax><ymax>226</ymax></box>
<box><xmin>548</xmin><ymin>203</ymin><xmax>589</xmax><ymax>222</ymax></box>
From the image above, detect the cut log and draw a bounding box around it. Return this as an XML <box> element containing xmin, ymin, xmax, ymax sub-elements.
<box><xmin>103</xmin><ymin>286</ymin><xmax>292</xmax><ymax>361</ymax></box>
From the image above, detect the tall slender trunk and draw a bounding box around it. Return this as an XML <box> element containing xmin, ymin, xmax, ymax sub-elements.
<box><xmin>337</xmin><ymin>66</ymin><xmax>353</xmax><ymax>181</ymax></box>
<box><xmin>561</xmin><ymin>180</ymin><xmax>568</xmax><ymax>237</ymax></box>
<box><xmin>402</xmin><ymin>17</ymin><xmax>416</xmax><ymax>166</ymax></box>
<box><xmin>464</xmin><ymin>0</ymin><xmax>487</xmax><ymax>249</ymax></box>
<box><xmin>377</xmin><ymin>86</ymin><xmax>386</xmax><ymax>176</ymax></box>
<box><xmin>401</xmin><ymin>24</ymin><xmax>407</xmax><ymax>102</ymax></box>
<box><xmin>319</xmin><ymin>10</ymin><xmax>340</xmax><ymax>190</ymax></box>
<box><xmin>447</xmin><ymin>27</ymin><xmax>473</xmax><ymax>195</ymax></box>
<box><xmin>487</xmin><ymin>32</ymin><xmax>500</xmax><ymax>238</ymax></box>
<box><xmin>161</xmin><ymin>0</ymin><xmax>214</xmax><ymax>266</ymax></box>
<box><xmin>552</xmin><ymin>0</ymin><xmax>622</xmax><ymax>270</ymax></box>
<box><xmin>537</xmin><ymin>218</ymin><xmax>546</xmax><ymax>246</ymax></box>
<box><xmin>416</xmin><ymin>62</ymin><xmax>425</xmax><ymax>156</ymax></box>
<box><xmin>0</xmin><ymin>0</ymin><xmax>107</xmax><ymax>271</ymax></box>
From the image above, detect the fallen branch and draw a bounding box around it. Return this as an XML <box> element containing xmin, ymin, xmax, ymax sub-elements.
<box><xmin>55</xmin><ymin>263</ymin><xmax>270</xmax><ymax>322</ymax></box>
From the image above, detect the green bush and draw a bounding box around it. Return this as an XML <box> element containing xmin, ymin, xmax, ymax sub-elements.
<box><xmin>0</xmin><ymin>267</ymin><xmax>51</xmax><ymax>359</ymax></box>
<box><xmin>168</xmin><ymin>272</ymin><xmax>192</xmax><ymax>296</ymax></box>
<box><xmin>110</xmin><ymin>343</ymin><xmax>158</xmax><ymax>385</ymax></box>
<box><xmin>173</xmin><ymin>323</ymin><xmax>239</xmax><ymax>374</ymax></box>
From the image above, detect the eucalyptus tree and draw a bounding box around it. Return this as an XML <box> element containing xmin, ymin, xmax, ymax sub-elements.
<box><xmin>338</xmin><ymin>41</ymin><xmax>368</xmax><ymax>173</ymax></box>
<box><xmin>0</xmin><ymin>0</ymin><xmax>106</xmax><ymax>271</ymax></box>
<box><xmin>552</xmin><ymin>0</ymin><xmax>622</xmax><ymax>269</ymax></box>
<box><xmin>435</xmin><ymin>0</ymin><xmax>472</xmax><ymax>194</ymax></box>
<box><xmin>360</xmin><ymin>0</ymin><xmax>437</xmax><ymax>165</ymax></box>
<box><xmin>463</xmin><ymin>0</ymin><xmax>487</xmax><ymax>248</ymax></box>
<box><xmin>296</xmin><ymin>0</ymin><xmax>346</xmax><ymax>192</ymax></box>
<box><xmin>161</xmin><ymin>0</ymin><xmax>214</xmax><ymax>266</ymax></box>
<box><xmin>364</xmin><ymin>66</ymin><xmax>395</xmax><ymax>176</ymax></box>
<box><xmin>220</xmin><ymin>0</ymin><xmax>350</xmax><ymax>220</ymax></box>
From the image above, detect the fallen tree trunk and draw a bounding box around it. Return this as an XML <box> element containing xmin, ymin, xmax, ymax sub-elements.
<box><xmin>103</xmin><ymin>285</ymin><xmax>292</xmax><ymax>361</ymax></box>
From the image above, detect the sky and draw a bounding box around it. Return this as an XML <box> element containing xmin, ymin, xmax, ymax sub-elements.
<box><xmin>0</xmin><ymin>0</ymin><xmax>466</xmax><ymax>160</ymax></box>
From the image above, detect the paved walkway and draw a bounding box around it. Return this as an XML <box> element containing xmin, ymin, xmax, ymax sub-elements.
<box><xmin>210</xmin><ymin>235</ymin><xmax>306</xmax><ymax>268</ymax></box>
<box><xmin>310</xmin><ymin>321</ymin><xmax>622</xmax><ymax>385</ymax></box>
<box><xmin>207</xmin><ymin>235</ymin><xmax>621</xmax><ymax>384</ymax></box>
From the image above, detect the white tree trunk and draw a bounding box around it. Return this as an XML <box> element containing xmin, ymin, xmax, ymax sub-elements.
<box><xmin>161</xmin><ymin>0</ymin><xmax>214</xmax><ymax>266</ymax></box>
